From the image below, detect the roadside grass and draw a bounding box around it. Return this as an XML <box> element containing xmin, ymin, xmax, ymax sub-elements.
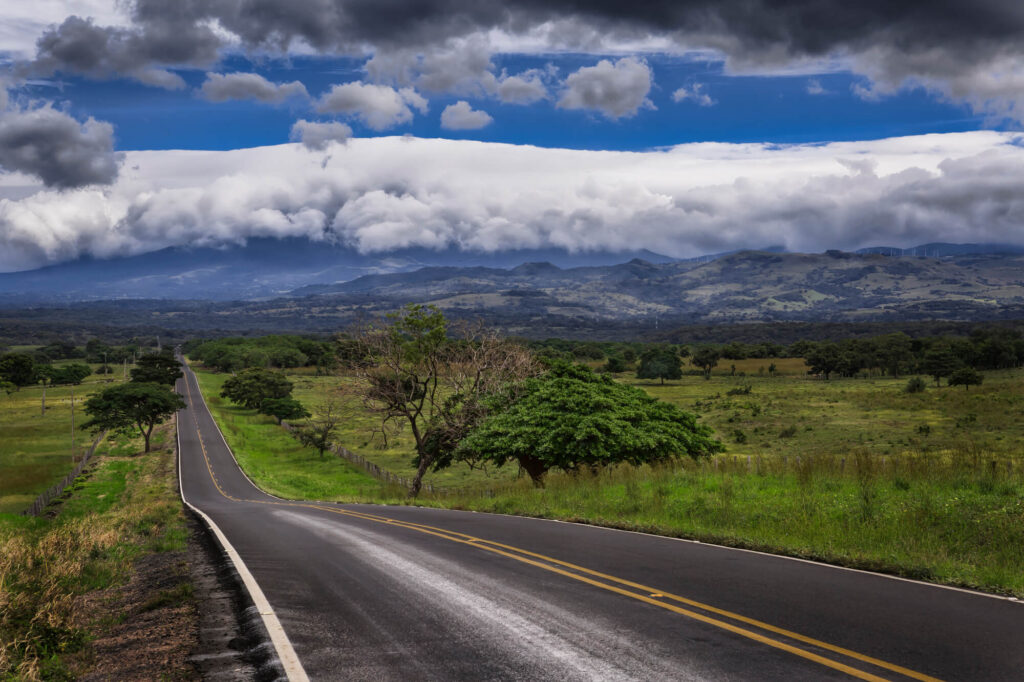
<box><xmin>0</xmin><ymin>425</ymin><xmax>189</xmax><ymax>680</ymax></box>
<box><xmin>0</xmin><ymin>362</ymin><xmax>129</xmax><ymax>514</ymax></box>
<box><xmin>427</xmin><ymin>455</ymin><xmax>1024</xmax><ymax>595</ymax></box>
<box><xmin>192</xmin><ymin>360</ymin><xmax>1024</xmax><ymax>596</ymax></box>
<box><xmin>193</xmin><ymin>370</ymin><xmax>383</xmax><ymax>500</ymax></box>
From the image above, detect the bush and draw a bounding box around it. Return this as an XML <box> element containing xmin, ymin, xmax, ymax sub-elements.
<box><xmin>778</xmin><ymin>425</ymin><xmax>798</xmax><ymax>439</ymax></box>
<box><xmin>904</xmin><ymin>377</ymin><xmax>927</xmax><ymax>393</ymax></box>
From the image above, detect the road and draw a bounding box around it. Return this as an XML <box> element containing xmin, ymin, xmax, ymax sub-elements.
<box><xmin>176</xmin><ymin>362</ymin><xmax>1024</xmax><ymax>681</ymax></box>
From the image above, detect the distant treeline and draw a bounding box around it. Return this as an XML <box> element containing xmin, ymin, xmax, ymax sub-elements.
<box><xmin>184</xmin><ymin>335</ymin><xmax>335</xmax><ymax>372</ymax></box>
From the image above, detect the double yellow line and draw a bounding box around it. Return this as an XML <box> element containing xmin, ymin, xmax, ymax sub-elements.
<box><xmin>180</xmin><ymin>371</ymin><xmax>942</xmax><ymax>682</ymax></box>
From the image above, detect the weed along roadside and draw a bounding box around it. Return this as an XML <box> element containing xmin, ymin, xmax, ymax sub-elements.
<box><xmin>0</xmin><ymin>417</ymin><xmax>274</xmax><ymax>680</ymax></box>
<box><xmin>191</xmin><ymin>349</ymin><xmax>1024</xmax><ymax>598</ymax></box>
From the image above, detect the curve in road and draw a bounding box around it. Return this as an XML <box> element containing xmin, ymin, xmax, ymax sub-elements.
<box><xmin>175</xmin><ymin>361</ymin><xmax>1024</xmax><ymax>681</ymax></box>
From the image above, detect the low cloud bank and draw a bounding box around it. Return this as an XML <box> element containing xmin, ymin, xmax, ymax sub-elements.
<box><xmin>1</xmin><ymin>131</ymin><xmax>1022</xmax><ymax>272</ymax></box>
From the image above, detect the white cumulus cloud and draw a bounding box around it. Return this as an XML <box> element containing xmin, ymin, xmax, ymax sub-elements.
<box><xmin>671</xmin><ymin>83</ymin><xmax>714</xmax><ymax>106</ymax></box>
<box><xmin>1</xmin><ymin>132</ymin><xmax>1023</xmax><ymax>272</ymax></box>
<box><xmin>200</xmin><ymin>72</ymin><xmax>308</xmax><ymax>103</ymax></box>
<box><xmin>440</xmin><ymin>101</ymin><xmax>493</xmax><ymax>130</ymax></box>
<box><xmin>316</xmin><ymin>81</ymin><xmax>429</xmax><ymax>130</ymax></box>
<box><xmin>289</xmin><ymin>119</ymin><xmax>353</xmax><ymax>151</ymax></box>
<box><xmin>557</xmin><ymin>57</ymin><xmax>653</xmax><ymax>119</ymax></box>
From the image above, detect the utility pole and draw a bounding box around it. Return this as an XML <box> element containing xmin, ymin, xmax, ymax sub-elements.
<box><xmin>123</xmin><ymin>357</ymin><xmax>127</xmax><ymax>382</ymax></box>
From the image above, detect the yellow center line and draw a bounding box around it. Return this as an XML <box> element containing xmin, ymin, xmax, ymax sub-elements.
<box><xmin>178</xmin><ymin>369</ymin><xmax>942</xmax><ymax>682</ymax></box>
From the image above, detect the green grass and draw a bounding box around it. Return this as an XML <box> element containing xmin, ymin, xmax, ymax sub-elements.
<box><xmin>0</xmin><ymin>367</ymin><xmax>122</xmax><ymax>514</ymax></box>
<box><xmin>431</xmin><ymin>457</ymin><xmax>1024</xmax><ymax>595</ymax></box>
<box><xmin>192</xmin><ymin>360</ymin><xmax>1024</xmax><ymax>596</ymax></box>
<box><xmin>193</xmin><ymin>370</ymin><xmax>383</xmax><ymax>500</ymax></box>
<box><xmin>0</xmin><ymin>425</ymin><xmax>189</xmax><ymax>679</ymax></box>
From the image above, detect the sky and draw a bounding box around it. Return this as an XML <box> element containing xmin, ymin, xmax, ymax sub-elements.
<box><xmin>0</xmin><ymin>1</ymin><xmax>1023</xmax><ymax>272</ymax></box>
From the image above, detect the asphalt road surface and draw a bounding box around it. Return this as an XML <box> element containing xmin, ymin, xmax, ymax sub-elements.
<box><xmin>176</xmin><ymin>362</ymin><xmax>1024</xmax><ymax>681</ymax></box>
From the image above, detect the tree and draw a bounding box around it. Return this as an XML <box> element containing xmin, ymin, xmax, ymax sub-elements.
<box><xmin>604</xmin><ymin>355</ymin><xmax>628</xmax><ymax>373</ymax></box>
<box><xmin>354</xmin><ymin>305</ymin><xmax>537</xmax><ymax>497</ymax></box>
<box><xmin>83</xmin><ymin>382</ymin><xmax>185</xmax><ymax>452</ymax></box>
<box><xmin>691</xmin><ymin>346</ymin><xmax>720</xmax><ymax>380</ymax></box>
<box><xmin>947</xmin><ymin>367</ymin><xmax>983</xmax><ymax>391</ymax></box>
<box><xmin>0</xmin><ymin>353</ymin><xmax>36</xmax><ymax>390</ymax></box>
<box><xmin>805</xmin><ymin>342</ymin><xmax>841</xmax><ymax>380</ymax></box>
<box><xmin>51</xmin><ymin>363</ymin><xmax>92</xmax><ymax>385</ymax></box>
<box><xmin>131</xmin><ymin>351</ymin><xmax>183</xmax><ymax>385</ymax></box>
<box><xmin>921</xmin><ymin>345</ymin><xmax>960</xmax><ymax>386</ymax></box>
<box><xmin>292</xmin><ymin>399</ymin><xmax>343</xmax><ymax>458</ymax></box>
<box><xmin>220</xmin><ymin>368</ymin><xmax>294</xmax><ymax>410</ymax></box>
<box><xmin>260</xmin><ymin>397</ymin><xmax>310</xmax><ymax>425</ymax></box>
<box><xmin>456</xmin><ymin>363</ymin><xmax>723</xmax><ymax>486</ymax></box>
<box><xmin>877</xmin><ymin>333</ymin><xmax>913</xmax><ymax>377</ymax></box>
<box><xmin>636</xmin><ymin>347</ymin><xmax>682</xmax><ymax>384</ymax></box>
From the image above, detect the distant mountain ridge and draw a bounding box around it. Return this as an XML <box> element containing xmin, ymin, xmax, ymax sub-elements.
<box><xmin>0</xmin><ymin>238</ymin><xmax>677</xmax><ymax>303</ymax></box>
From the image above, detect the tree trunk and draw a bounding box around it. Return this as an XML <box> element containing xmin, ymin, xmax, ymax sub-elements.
<box><xmin>41</xmin><ymin>383</ymin><xmax>46</xmax><ymax>416</ymax></box>
<box><xmin>519</xmin><ymin>454</ymin><xmax>548</xmax><ymax>488</ymax></box>
<box><xmin>408</xmin><ymin>452</ymin><xmax>433</xmax><ymax>498</ymax></box>
<box><xmin>143</xmin><ymin>424</ymin><xmax>153</xmax><ymax>452</ymax></box>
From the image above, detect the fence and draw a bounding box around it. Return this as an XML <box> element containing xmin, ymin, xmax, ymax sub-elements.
<box><xmin>21</xmin><ymin>431</ymin><xmax>107</xmax><ymax>517</ymax></box>
<box><xmin>279</xmin><ymin>421</ymin><xmax>461</xmax><ymax>496</ymax></box>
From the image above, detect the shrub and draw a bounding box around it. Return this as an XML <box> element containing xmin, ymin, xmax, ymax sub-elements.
<box><xmin>904</xmin><ymin>377</ymin><xmax>927</xmax><ymax>393</ymax></box>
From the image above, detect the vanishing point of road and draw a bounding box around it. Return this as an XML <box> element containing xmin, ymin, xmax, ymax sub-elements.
<box><xmin>176</xmin><ymin>361</ymin><xmax>1024</xmax><ymax>681</ymax></box>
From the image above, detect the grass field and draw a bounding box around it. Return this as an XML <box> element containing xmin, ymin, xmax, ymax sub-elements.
<box><xmin>192</xmin><ymin>358</ymin><xmax>1024</xmax><ymax>595</ymax></box>
<box><xmin>194</xmin><ymin>370</ymin><xmax>383</xmax><ymax>500</ymax></box>
<box><xmin>0</xmin><ymin>365</ymin><xmax>124</xmax><ymax>514</ymax></box>
<box><xmin>0</xmin><ymin>424</ymin><xmax>188</xmax><ymax>679</ymax></box>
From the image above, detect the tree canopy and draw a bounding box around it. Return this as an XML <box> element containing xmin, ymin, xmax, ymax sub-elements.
<box><xmin>947</xmin><ymin>367</ymin><xmax>983</xmax><ymax>390</ymax></box>
<box><xmin>130</xmin><ymin>351</ymin><xmax>183</xmax><ymax>385</ymax></box>
<box><xmin>260</xmin><ymin>396</ymin><xmax>310</xmax><ymax>424</ymax></box>
<box><xmin>0</xmin><ymin>353</ymin><xmax>36</xmax><ymax>389</ymax></box>
<box><xmin>456</xmin><ymin>362</ymin><xmax>723</xmax><ymax>485</ymax></box>
<box><xmin>636</xmin><ymin>347</ymin><xmax>681</xmax><ymax>384</ymax></box>
<box><xmin>220</xmin><ymin>368</ymin><xmax>294</xmax><ymax>410</ymax></box>
<box><xmin>83</xmin><ymin>382</ymin><xmax>185</xmax><ymax>452</ymax></box>
<box><xmin>691</xmin><ymin>346</ymin><xmax>720</xmax><ymax>379</ymax></box>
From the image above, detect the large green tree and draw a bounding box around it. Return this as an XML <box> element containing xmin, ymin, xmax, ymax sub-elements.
<box><xmin>921</xmin><ymin>345</ymin><xmax>961</xmax><ymax>386</ymax></box>
<box><xmin>51</xmin><ymin>363</ymin><xmax>92</xmax><ymax>385</ymax></box>
<box><xmin>220</xmin><ymin>368</ymin><xmax>294</xmax><ymax>409</ymax></box>
<box><xmin>83</xmin><ymin>382</ymin><xmax>185</xmax><ymax>452</ymax></box>
<box><xmin>947</xmin><ymin>367</ymin><xmax>983</xmax><ymax>391</ymax></box>
<box><xmin>260</xmin><ymin>396</ymin><xmax>311</xmax><ymax>425</ymax></box>
<box><xmin>355</xmin><ymin>305</ymin><xmax>536</xmax><ymax>497</ymax></box>
<box><xmin>456</xmin><ymin>363</ymin><xmax>723</xmax><ymax>485</ymax></box>
<box><xmin>636</xmin><ymin>347</ymin><xmax>682</xmax><ymax>384</ymax></box>
<box><xmin>691</xmin><ymin>346</ymin><xmax>720</xmax><ymax>380</ymax></box>
<box><xmin>805</xmin><ymin>342</ymin><xmax>841</xmax><ymax>380</ymax></box>
<box><xmin>0</xmin><ymin>353</ymin><xmax>36</xmax><ymax>389</ymax></box>
<box><xmin>131</xmin><ymin>351</ymin><xmax>183</xmax><ymax>385</ymax></box>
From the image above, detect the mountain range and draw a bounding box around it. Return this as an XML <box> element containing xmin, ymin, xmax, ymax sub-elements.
<box><xmin>2</xmin><ymin>241</ymin><xmax>1024</xmax><ymax>338</ymax></box>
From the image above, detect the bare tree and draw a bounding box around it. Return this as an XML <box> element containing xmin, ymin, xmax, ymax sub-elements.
<box><xmin>352</xmin><ymin>305</ymin><xmax>537</xmax><ymax>497</ymax></box>
<box><xmin>292</xmin><ymin>398</ymin><xmax>345</xmax><ymax>458</ymax></box>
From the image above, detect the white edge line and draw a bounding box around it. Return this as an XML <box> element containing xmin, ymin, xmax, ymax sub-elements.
<box><xmin>176</xmin><ymin>395</ymin><xmax>310</xmax><ymax>682</ymax></box>
<box><xmin>348</xmin><ymin>503</ymin><xmax>1022</xmax><ymax>604</ymax></box>
<box><xmin>182</xmin><ymin>358</ymin><xmax>1018</xmax><ymax>605</ymax></box>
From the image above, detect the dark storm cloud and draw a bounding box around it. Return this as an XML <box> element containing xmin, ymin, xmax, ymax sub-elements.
<box><xmin>15</xmin><ymin>1</ymin><xmax>1024</xmax><ymax>115</ymax></box>
<box><xmin>0</xmin><ymin>104</ymin><xmax>123</xmax><ymax>188</ymax></box>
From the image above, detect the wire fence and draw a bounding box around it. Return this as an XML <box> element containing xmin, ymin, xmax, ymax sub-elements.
<box><xmin>279</xmin><ymin>421</ymin><xmax>462</xmax><ymax>496</ymax></box>
<box><xmin>21</xmin><ymin>431</ymin><xmax>107</xmax><ymax>517</ymax></box>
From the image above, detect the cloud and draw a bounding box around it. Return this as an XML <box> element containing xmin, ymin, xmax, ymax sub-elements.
<box><xmin>557</xmin><ymin>57</ymin><xmax>653</xmax><ymax>119</ymax></box>
<box><xmin>25</xmin><ymin>14</ymin><xmax>214</xmax><ymax>88</ymax></box>
<box><xmin>496</xmin><ymin>71</ymin><xmax>548</xmax><ymax>104</ymax></box>
<box><xmin>440</xmin><ymin>101</ymin><xmax>493</xmax><ymax>130</ymax></box>
<box><xmin>671</xmin><ymin>83</ymin><xmax>714</xmax><ymax>106</ymax></box>
<box><xmin>316</xmin><ymin>81</ymin><xmax>428</xmax><ymax>130</ymax></box>
<box><xmin>289</xmin><ymin>119</ymin><xmax>353</xmax><ymax>150</ymax></box>
<box><xmin>0</xmin><ymin>102</ymin><xmax>122</xmax><ymax>189</ymax></box>
<box><xmin>200</xmin><ymin>72</ymin><xmax>309</xmax><ymax>103</ymax></box>
<box><xmin>12</xmin><ymin>2</ymin><xmax>1024</xmax><ymax>119</ymax></box>
<box><xmin>2</xmin><ymin>131</ymin><xmax>1022</xmax><ymax>272</ymax></box>
<box><xmin>806</xmin><ymin>79</ymin><xmax>826</xmax><ymax>95</ymax></box>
